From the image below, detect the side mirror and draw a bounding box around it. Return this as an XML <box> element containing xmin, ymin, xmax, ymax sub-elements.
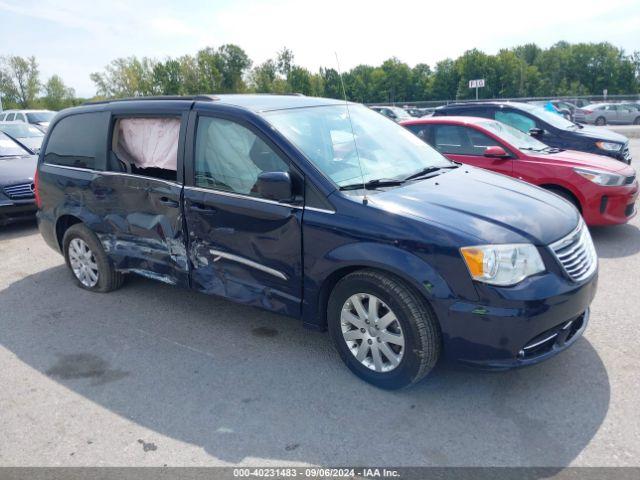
<box><xmin>255</xmin><ymin>171</ymin><xmax>293</xmax><ymax>202</ymax></box>
<box><xmin>529</xmin><ymin>127</ymin><xmax>544</xmax><ymax>136</ymax></box>
<box><xmin>484</xmin><ymin>146</ymin><xmax>510</xmax><ymax>158</ymax></box>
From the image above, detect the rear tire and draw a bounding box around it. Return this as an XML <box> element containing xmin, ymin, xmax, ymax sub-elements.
<box><xmin>595</xmin><ymin>116</ymin><xmax>606</xmax><ymax>126</ymax></box>
<box><xmin>633</xmin><ymin>117</ymin><xmax>640</xmax><ymax>126</ymax></box>
<box><xmin>62</xmin><ymin>223</ymin><xmax>124</xmax><ymax>293</ymax></box>
<box><xmin>328</xmin><ymin>269</ymin><xmax>441</xmax><ymax>389</ymax></box>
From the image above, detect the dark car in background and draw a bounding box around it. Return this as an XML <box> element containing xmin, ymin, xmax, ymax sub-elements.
<box><xmin>434</xmin><ymin>101</ymin><xmax>632</xmax><ymax>164</ymax></box>
<box><xmin>0</xmin><ymin>132</ymin><xmax>37</xmax><ymax>225</ymax></box>
<box><xmin>529</xmin><ymin>100</ymin><xmax>578</xmax><ymax>120</ymax></box>
<box><xmin>36</xmin><ymin>95</ymin><xmax>595</xmax><ymax>389</ymax></box>
<box><xmin>0</xmin><ymin>122</ymin><xmax>45</xmax><ymax>153</ymax></box>
<box><xmin>369</xmin><ymin>105</ymin><xmax>413</xmax><ymax>123</ymax></box>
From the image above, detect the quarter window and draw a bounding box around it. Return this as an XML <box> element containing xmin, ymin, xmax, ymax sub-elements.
<box><xmin>195</xmin><ymin>117</ymin><xmax>288</xmax><ymax>197</ymax></box>
<box><xmin>44</xmin><ymin>112</ymin><xmax>108</xmax><ymax>169</ymax></box>
<box><xmin>495</xmin><ymin>111</ymin><xmax>537</xmax><ymax>133</ymax></box>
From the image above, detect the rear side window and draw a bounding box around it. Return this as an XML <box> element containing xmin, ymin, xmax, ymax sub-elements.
<box><xmin>44</xmin><ymin>112</ymin><xmax>108</xmax><ymax>169</ymax></box>
<box><xmin>6</xmin><ymin>113</ymin><xmax>15</xmax><ymax>121</ymax></box>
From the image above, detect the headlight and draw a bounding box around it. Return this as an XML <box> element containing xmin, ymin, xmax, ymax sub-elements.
<box><xmin>574</xmin><ymin>167</ymin><xmax>625</xmax><ymax>186</ymax></box>
<box><xmin>595</xmin><ymin>141</ymin><xmax>622</xmax><ymax>152</ymax></box>
<box><xmin>460</xmin><ymin>244</ymin><xmax>545</xmax><ymax>286</ymax></box>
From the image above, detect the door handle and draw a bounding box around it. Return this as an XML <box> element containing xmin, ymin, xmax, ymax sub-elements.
<box><xmin>159</xmin><ymin>196</ymin><xmax>179</xmax><ymax>208</ymax></box>
<box><xmin>189</xmin><ymin>202</ymin><xmax>217</xmax><ymax>213</ymax></box>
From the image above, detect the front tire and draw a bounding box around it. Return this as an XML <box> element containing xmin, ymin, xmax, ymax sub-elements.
<box><xmin>328</xmin><ymin>269</ymin><xmax>441</xmax><ymax>389</ymax></box>
<box><xmin>62</xmin><ymin>223</ymin><xmax>124</xmax><ymax>293</ymax></box>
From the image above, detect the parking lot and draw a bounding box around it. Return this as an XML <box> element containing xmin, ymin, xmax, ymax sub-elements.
<box><xmin>0</xmin><ymin>140</ymin><xmax>638</xmax><ymax>468</ymax></box>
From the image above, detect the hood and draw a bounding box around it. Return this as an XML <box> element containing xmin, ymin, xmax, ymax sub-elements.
<box><xmin>537</xmin><ymin>149</ymin><xmax>630</xmax><ymax>173</ymax></box>
<box><xmin>16</xmin><ymin>136</ymin><xmax>43</xmax><ymax>153</ymax></box>
<box><xmin>0</xmin><ymin>155</ymin><xmax>37</xmax><ymax>186</ymax></box>
<box><xmin>571</xmin><ymin>124</ymin><xmax>628</xmax><ymax>144</ymax></box>
<box><xmin>369</xmin><ymin>167</ymin><xmax>579</xmax><ymax>245</ymax></box>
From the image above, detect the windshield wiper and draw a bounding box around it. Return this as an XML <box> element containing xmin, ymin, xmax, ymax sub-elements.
<box><xmin>403</xmin><ymin>164</ymin><xmax>458</xmax><ymax>182</ymax></box>
<box><xmin>339</xmin><ymin>178</ymin><xmax>406</xmax><ymax>191</ymax></box>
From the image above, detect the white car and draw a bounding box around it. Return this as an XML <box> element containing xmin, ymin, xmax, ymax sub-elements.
<box><xmin>0</xmin><ymin>121</ymin><xmax>45</xmax><ymax>153</ymax></box>
<box><xmin>0</xmin><ymin>109</ymin><xmax>56</xmax><ymax>132</ymax></box>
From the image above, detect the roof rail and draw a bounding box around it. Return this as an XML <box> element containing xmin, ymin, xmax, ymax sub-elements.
<box><xmin>83</xmin><ymin>95</ymin><xmax>219</xmax><ymax>106</ymax></box>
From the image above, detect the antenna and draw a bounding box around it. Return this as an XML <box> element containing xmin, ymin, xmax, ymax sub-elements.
<box><xmin>334</xmin><ymin>52</ymin><xmax>367</xmax><ymax>205</ymax></box>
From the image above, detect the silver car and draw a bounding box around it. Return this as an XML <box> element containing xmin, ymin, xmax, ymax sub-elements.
<box><xmin>576</xmin><ymin>103</ymin><xmax>640</xmax><ymax>126</ymax></box>
<box><xmin>0</xmin><ymin>122</ymin><xmax>45</xmax><ymax>153</ymax></box>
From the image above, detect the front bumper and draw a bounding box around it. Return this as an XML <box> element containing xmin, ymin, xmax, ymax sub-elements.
<box><xmin>0</xmin><ymin>199</ymin><xmax>37</xmax><ymax>225</ymax></box>
<box><xmin>582</xmin><ymin>182</ymin><xmax>638</xmax><ymax>226</ymax></box>
<box><xmin>440</xmin><ymin>270</ymin><xmax>598</xmax><ymax>369</ymax></box>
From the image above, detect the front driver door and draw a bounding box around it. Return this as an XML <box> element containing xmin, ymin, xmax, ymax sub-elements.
<box><xmin>183</xmin><ymin>112</ymin><xmax>303</xmax><ymax>317</ymax></box>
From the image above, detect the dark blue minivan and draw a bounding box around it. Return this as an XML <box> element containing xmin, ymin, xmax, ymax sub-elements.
<box><xmin>35</xmin><ymin>95</ymin><xmax>598</xmax><ymax>389</ymax></box>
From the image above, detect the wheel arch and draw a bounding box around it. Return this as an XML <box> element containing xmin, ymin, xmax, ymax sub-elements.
<box><xmin>540</xmin><ymin>183</ymin><xmax>583</xmax><ymax>213</ymax></box>
<box><xmin>304</xmin><ymin>243</ymin><xmax>455</xmax><ymax>332</ymax></box>
<box><xmin>55</xmin><ymin>214</ymin><xmax>83</xmax><ymax>250</ymax></box>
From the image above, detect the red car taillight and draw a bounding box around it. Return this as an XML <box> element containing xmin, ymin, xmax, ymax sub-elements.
<box><xmin>580</xmin><ymin>109</ymin><xmax>593</xmax><ymax>114</ymax></box>
<box><xmin>34</xmin><ymin>168</ymin><xmax>41</xmax><ymax>208</ymax></box>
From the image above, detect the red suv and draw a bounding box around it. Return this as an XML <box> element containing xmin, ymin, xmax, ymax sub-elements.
<box><xmin>402</xmin><ymin>116</ymin><xmax>637</xmax><ymax>226</ymax></box>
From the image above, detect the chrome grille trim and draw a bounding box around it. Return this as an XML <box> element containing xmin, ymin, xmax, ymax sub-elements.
<box><xmin>549</xmin><ymin>221</ymin><xmax>597</xmax><ymax>283</ymax></box>
<box><xmin>3</xmin><ymin>183</ymin><xmax>35</xmax><ymax>199</ymax></box>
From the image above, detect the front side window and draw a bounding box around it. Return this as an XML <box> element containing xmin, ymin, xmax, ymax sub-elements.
<box><xmin>263</xmin><ymin>104</ymin><xmax>451</xmax><ymax>189</ymax></box>
<box><xmin>44</xmin><ymin>112</ymin><xmax>107</xmax><ymax>169</ymax></box>
<box><xmin>495</xmin><ymin>110</ymin><xmax>537</xmax><ymax>133</ymax></box>
<box><xmin>6</xmin><ymin>113</ymin><xmax>15</xmax><ymax>121</ymax></box>
<box><xmin>195</xmin><ymin>117</ymin><xmax>289</xmax><ymax>196</ymax></box>
<box><xmin>479</xmin><ymin>120</ymin><xmax>548</xmax><ymax>152</ymax></box>
<box><xmin>432</xmin><ymin>125</ymin><xmax>500</xmax><ymax>155</ymax></box>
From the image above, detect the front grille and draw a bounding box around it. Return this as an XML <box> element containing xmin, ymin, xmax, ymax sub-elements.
<box><xmin>550</xmin><ymin>221</ymin><xmax>597</xmax><ymax>282</ymax></box>
<box><xmin>622</xmin><ymin>143</ymin><xmax>631</xmax><ymax>163</ymax></box>
<box><xmin>3</xmin><ymin>183</ymin><xmax>34</xmax><ymax>200</ymax></box>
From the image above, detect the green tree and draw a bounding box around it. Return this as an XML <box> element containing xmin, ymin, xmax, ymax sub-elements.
<box><xmin>0</xmin><ymin>55</ymin><xmax>41</xmax><ymax>107</ymax></box>
<box><xmin>42</xmin><ymin>75</ymin><xmax>75</xmax><ymax>110</ymax></box>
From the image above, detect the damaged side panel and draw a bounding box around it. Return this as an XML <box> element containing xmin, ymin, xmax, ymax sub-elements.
<box><xmin>90</xmin><ymin>174</ymin><xmax>189</xmax><ymax>287</ymax></box>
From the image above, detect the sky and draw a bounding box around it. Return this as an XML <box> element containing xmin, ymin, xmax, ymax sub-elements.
<box><xmin>1</xmin><ymin>0</ymin><xmax>639</xmax><ymax>97</ymax></box>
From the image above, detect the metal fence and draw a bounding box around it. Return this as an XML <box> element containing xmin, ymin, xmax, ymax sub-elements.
<box><xmin>368</xmin><ymin>94</ymin><xmax>640</xmax><ymax>109</ymax></box>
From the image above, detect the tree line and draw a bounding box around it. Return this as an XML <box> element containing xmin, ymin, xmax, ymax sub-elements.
<box><xmin>1</xmin><ymin>41</ymin><xmax>639</xmax><ymax>111</ymax></box>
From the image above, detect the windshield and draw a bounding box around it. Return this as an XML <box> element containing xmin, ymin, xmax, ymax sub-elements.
<box><xmin>0</xmin><ymin>123</ymin><xmax>44</xmax><ymax>138</ymax></box>
<box><xmin>263</xmin><ymin>104</ymin><xmax>453</xmax><ymax>188</ymax></box>
<box><xmin>26</xmin><ymin>111</ymin><xmax>55</xmax><ymax>123</ymax></box>
<box><xmin>518</xmin><ymin>103</ymin><xmax>577</xmax><ymax>130</ymax></box>
<box><xmin>480</xmin><ymin>120</ymin><xmax>550</xmax><ymax>152</ymax></box>
<box><xmin>0</xmin><ymin>132</ymin><xmax>30</xmax><ymax>157</ymax></box>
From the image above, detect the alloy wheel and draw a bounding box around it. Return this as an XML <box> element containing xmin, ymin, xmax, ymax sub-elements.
<box><xmin>68</xmin><ymin>238</ymin><xmax>99</xmax><ymax>288</ymax></box>
<box><xmin>340</xmin><ymin>293</ymin><xmax>405</xmax><ymax>372</ymax></box>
